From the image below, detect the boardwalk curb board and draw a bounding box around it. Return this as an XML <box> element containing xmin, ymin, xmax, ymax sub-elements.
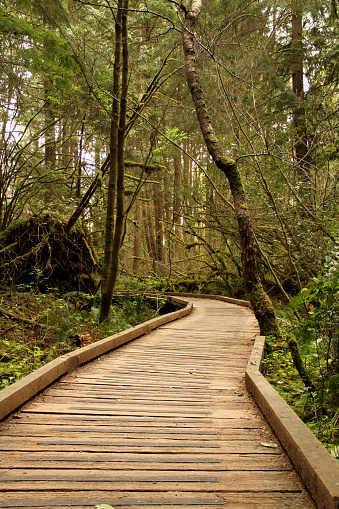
<box><xmin>0</xmin><ymin>297</ymin><xmax>192</xmax><ymax>421</ymax></box>
<box><xmin>164</xmin><ymin>291</ymin><xmax>252</xmax><ymax>308</ymax></box>
<box><xmin>245</xmin><ymin>334</ymin><xmax>339</xmax><ymax>509</ymax></box>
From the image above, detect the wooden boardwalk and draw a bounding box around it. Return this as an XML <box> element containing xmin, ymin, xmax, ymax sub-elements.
<box><xmin>0</xmin><ymin>298</ymin><xmax>315</xmax><ymax>508</ymax></box>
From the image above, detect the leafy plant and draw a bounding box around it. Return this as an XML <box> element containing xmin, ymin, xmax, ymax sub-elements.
<box><xmin>264</xmin><ymin>256</ymin><xmax>339</xmax><ymax>453</ymax></box>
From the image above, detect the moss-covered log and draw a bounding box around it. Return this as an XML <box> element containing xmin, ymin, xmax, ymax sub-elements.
<box><xmin>0</xmin><ymin>213</ymin><xmax>98</xmax><ymax>293</ymax></box>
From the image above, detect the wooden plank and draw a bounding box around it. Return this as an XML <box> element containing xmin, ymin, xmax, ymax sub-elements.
<box><xmin>18</xmin><ymin>403</ymin><xmax>257</xmax><ymax>420</ymax></box>
<box><xmin>0</xmin><ymin>452</ymin><xmax>292</xmax><ymax>470</ymax></box>
<box><xmin>6</xmin><ymin>413</ymin><xmax>264</xmax><ymax>428</ymax></box>
<box><xmin>0</xmin><ymin>470</ymin><xmax>301</xmax><ymax>492</ymax></box>
<box><xmin>16</xmin><ymin>414</ymin><xmax>216</xmax><ymax>426</ymax></box>
<box><xmin>2</xmin><ymin>426</ymin><xmax>264</xmax><ymax>441</ymax></box>
<box><xmin>0</xmin><ymin>442</ymin><xmax>281</xmax><ymax>455</ymax></box>
<box><xmin>0</xmin><ymin>492</ymin><xmax>313</xmax><ymax>509</ymax></box>
<box><xmin>0</xmin><ymin>494</ymin><xmax>226</xmax><ymax>508</ymax></box>
<box><xmin>50</xmin><ymin>388</ymin><xmax>215</xmax><ymax>397</ymax></box>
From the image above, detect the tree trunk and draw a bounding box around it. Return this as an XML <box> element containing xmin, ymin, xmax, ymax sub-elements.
<box><xmin>181</xmin><ymin>0</ymin><xmax>280</xmax><ymax>337</ymax></box>
<box><xmin>144</xmin><ymin>188</ymin><xmax>157</xmax><ymax>266</ymax></box>
<box><xmin>291</xmin><ymin>0</ymin><xmax>310</xmax><ymax>186</ymax></box>
<box><xmin>44</xmin><ymin>77</ymin><xmax>56</xmax><ymax>173</ymax></box>
<box><xmin>133</xmin><ymin>198</ymin><xmax>140</xmax><ymax>273</ymax></box>
<box><xmin>154</xmin><ymin>171</ymin><xmax>164</xmax><ymax>264</ymax></box>
<box><xmin>75</xmin><ymin>118</ymin><xmax>86</xmax><ymax>201</ymax></box>
<box><xmin>100</xmin><ymin>2</ymin><xmax>122</xmax><ymax>320</ymax></box>
<box><xmin>173</xmin><ymin>153</ymin><xmax>182</xmax><ymax>237</ymax></box>
<box><xmin>100</xmin><ymin>0</ymin><xmax>129</xmax><ymax>322</ymax></box>
<box><xmin>43</xmin><ymin>12</ymin><xmax>56</xmax><ymax>175</ymax></box>
<box><xmin>288</xmin><ymin>338</ymin><xmax>315</xmax><ymax>391</ymax></box>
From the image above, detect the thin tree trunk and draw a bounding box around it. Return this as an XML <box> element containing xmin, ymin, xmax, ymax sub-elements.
<box><xmin>133</xmin><ymin>198</ymin><xmax>140</xmax><ymax>273</ymax></box>
<box><xmin>144</xmin><ymin>188</ymin><xmax>157</xmax><ymax>264</ymax></box>
<box><xmin>60</xmin><ymin>121</ymin><xmax>71</xmax><ymax>170</ymax></box>
<box><xmin>183</xmin><ymin>140</ymin><xmax>191</xmax><ymax>217</ymax></box>
<box><xmin>288</xmin><ymin>338</ymin><xmax>315</xmax><ymax>391</ymax></box>
<box><xmin>109</xmin><ymin>0</ymin><xmax>129</xmax><ymax>284</ymax></box>
<box><xmin>181</xmin><ymin>0</ymin><xmax>280</xmax><ymax>337</ymax></box>
<box><xmin>154</xmin><ymin>171</ymin><xmax>163</xmax><ymax>263</ymax></box>
<box><xmin>173</xmin><ymin>153</ymin><xmax>181</xmax><ymax>237</ymax></box>
<box><xmin>43</xmin><ymin>12</ymin><xmax>56</xmax><ymax>174</ymax></box>
<box><xmin>76</xmin><ymin>118</ymin><xmax>86</xmax><ymax>200</ymax></box>
<box><xmin>291</xmin><ymin>0</ymin><xmax>310</xmax><ymax>185</ymax></box>
<box><xmin>44</xmin><ymin>77</ymin><xmax>56</xmax><ymax>172</ymax></box>
<box><xmin>163</xmin><ymin>170</ymin><xmax>171</xmax><ymax>268</ymax></box>
<box><xmin>99</xmin><ymin>3</ymin><xmax>123</xmax><ymax>321</ymax></box>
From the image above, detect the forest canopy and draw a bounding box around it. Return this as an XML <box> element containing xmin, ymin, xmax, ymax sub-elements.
<box><xmin>0</xmin><ymin>0</ymin><xmax>338</xmax><ymax>453</ymax></box>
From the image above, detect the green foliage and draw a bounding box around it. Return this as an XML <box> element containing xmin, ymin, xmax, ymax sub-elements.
<box><xmin>114</xmin><ymin>294</ymin><xmax>158</xmax><ymax>325</ymax></box>
<box><xmin>0</xmin><ymin>339</ymin><xmax>46</xmax><ymax>388</ymax></box>
<box><xmin>288</xmin><ymin>259</ymin><xmax>339</xmax><ymax>380</ymax></box>
<box><xmin>0</xmin><ymin>290</ymin><xmax>165</xmax><ymax>391</ymax></box>
<box><xmin>153</xmin><ymin>127</ymin><xmax>188</xmax><ymax>159</ymax></box>
<box><xmin>263</xmin><ymin>325</ymin><xmax>338</xmax><ymax>453</ymax></box>
<box><xmin>97</xmin><ymin>293</ymin><xmax>162</xmax><ymax>339</ymax></box>
<box><xmin>265</xmin><ymin>253</ymin><xmax>339</xmax><ymax>452</ymax></box>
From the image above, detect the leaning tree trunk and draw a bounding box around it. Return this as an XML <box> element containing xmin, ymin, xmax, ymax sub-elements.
<box><xmin>182</xmin><ymin>0</ymin><xmax>280</xmax><ymax>337</ymax></box>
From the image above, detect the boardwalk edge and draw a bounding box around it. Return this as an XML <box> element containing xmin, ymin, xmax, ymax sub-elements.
<box><xmin>0</xmin><ymin>296</ymin><xmax>193</xmax><ymax>422</ymax></box>
<box><xmin>245</xmin><ymin>335</ymin><xmax>339</xmax><ymax>509</ymax></box>
<box><xmin>164</xmin><ymin>291</ymin><xmax>252</xmax><ymax>308</ymax></box>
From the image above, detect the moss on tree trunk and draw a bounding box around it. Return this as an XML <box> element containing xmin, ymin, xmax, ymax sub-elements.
<box><xmin>182</xmin><ymin>0</ymin><xmax>280</xmax><ymax>339</ymax></box>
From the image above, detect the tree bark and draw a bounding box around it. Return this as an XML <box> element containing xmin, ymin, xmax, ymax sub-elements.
<box><xmin>182</xmin><ymin>0</ymin><xmax>280</xmax><ymax>337</ymax></box>
<box><xmin>173</xmin><ymin>152</ymin><xmax>182</xmax><ymax>237</ymax></box>
<box><xmin>132</xmin><ymin>198</ymin><xmax>140</xmax><ymax>273</ymax></box>
<box><xmin>44</xmin><ymin>77</ymin><xmax>56</xmax><ymax>173</ymax></box>
<box><xmin>43</xmin><ymin>12</ymin><xmax>56</xmax><ymax>175</ymax></box>
<box><xmin>100</xmin><ymin>0</ymin><xmax>129</xmax><ymax>322</ymax></box>
<box><xmin>100</xmin><ymin>2</ymin><xmax>123</xmax><ymax>321</ymax></box>
<box><xmin>144</xmin><ymin>188</ymin><xmax>157</xmax><ymax>266</ymax></box>
<box><xmin>154</xmin><ymin>170</ymin><xmax>164</xmax><ymax>264</ymax></box>
<box><xmin>291</xmin><ymin>0</ymin><xmax>310</xmax><ymax>185</ymax></box>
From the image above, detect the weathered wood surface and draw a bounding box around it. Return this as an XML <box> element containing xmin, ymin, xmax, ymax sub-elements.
<box><xmin>0</xmin><ymin>298</ymin><xmax>315</xmax><ymax>508</ymax></box>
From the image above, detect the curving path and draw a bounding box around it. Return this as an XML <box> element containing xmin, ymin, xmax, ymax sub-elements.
<box><xmin>0</xmin><ymin>298</ymin><xmax>315</xmax><ymax>508</ymax></box>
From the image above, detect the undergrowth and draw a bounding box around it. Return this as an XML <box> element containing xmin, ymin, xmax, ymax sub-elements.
<box><xmin>0</xmin><ymin>285</ymin><xmax>162</xmax><ymax>390</ymax></box>
<box><xmin>263</xmin><ymin>260</ymin><xmax>339</xmax><ymax>458</ymax></box>
<box><xmin>262</xmin><ymin>330</ymin><xmax>339</xmax><ymax>458</ymax></box>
